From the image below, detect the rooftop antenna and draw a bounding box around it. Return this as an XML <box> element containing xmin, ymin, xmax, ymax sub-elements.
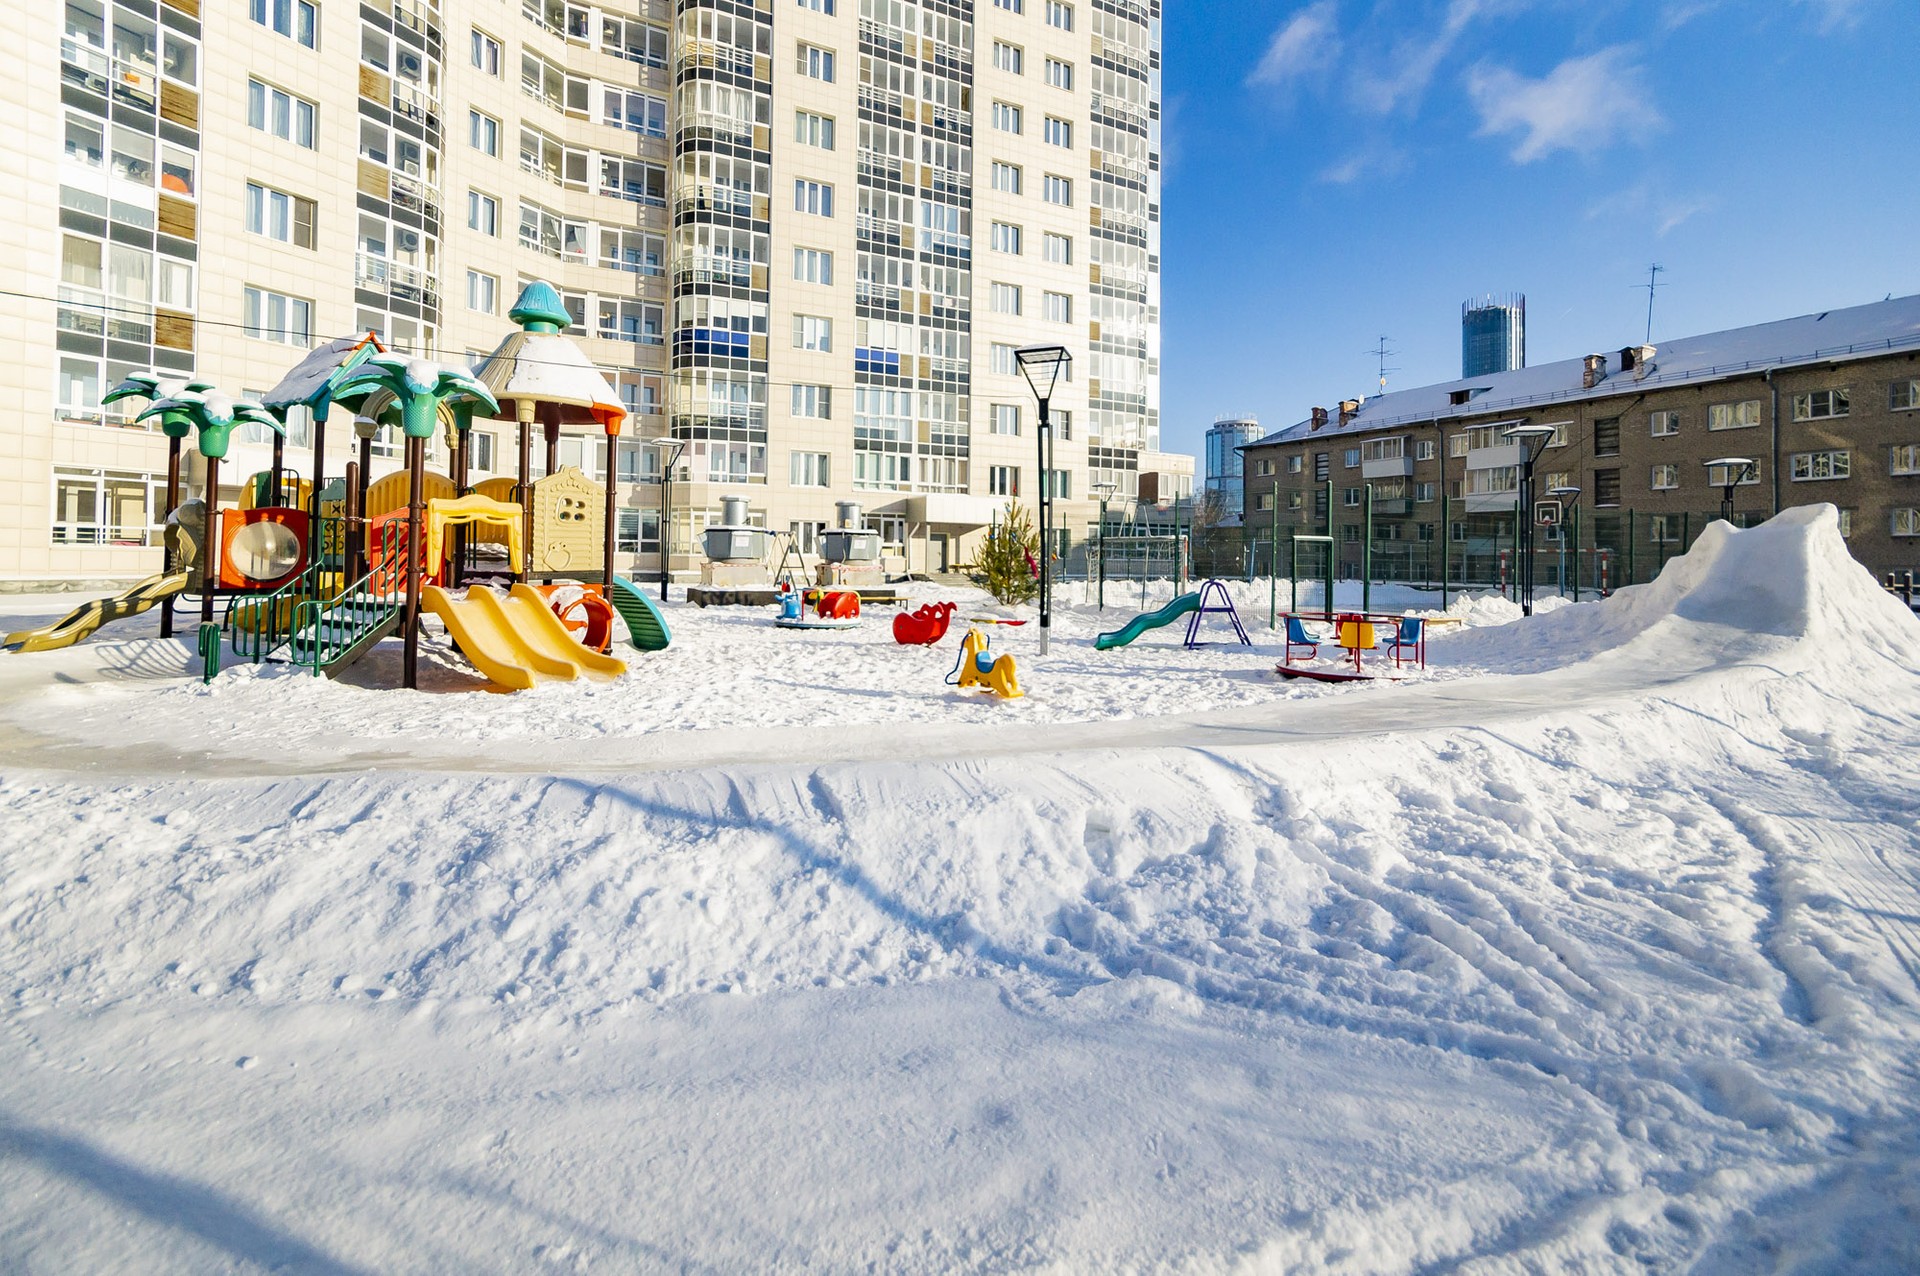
<box><xmin>1368</xmin><ymin>335</ymin><xmax>1399</xmax><ymax>393</ymax></box>
<box><xmin>1641</xmin><ymin>264</ymin><xmax>1666</xmax><ymax>344</ymax></box>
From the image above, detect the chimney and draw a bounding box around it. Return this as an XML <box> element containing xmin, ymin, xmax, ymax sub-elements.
<box><xmin>1582</xmin><ymin>353</ymin><xmax>1606</xmax><ymax>390</ymax></box>
<box><xmin>1337</xmin><ymin>398</ymin><xmax>1361</xmax><ymax>427</ymax></box>
<box><xmin>1310</xmin><ymin>406</ymin><xmax>1329</xmax><ymax>430</ymax></box>
<box><xmin>1632</xmin><ymin>344</ymin><xmax>1656</xmax><ymax>380</ymax></box>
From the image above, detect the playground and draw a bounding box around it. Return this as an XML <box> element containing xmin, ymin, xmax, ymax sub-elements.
<box><xmin>3</xmin><ymin>484</ymin><xmax>1920</xmax><ymax>1274</ymax></box>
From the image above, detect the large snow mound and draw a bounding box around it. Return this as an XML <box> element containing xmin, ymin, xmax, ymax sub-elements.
<box><xmin>1443</xmin><ymin>504</ymin><xmax>1920</xmax><ymax>676</ymax></box>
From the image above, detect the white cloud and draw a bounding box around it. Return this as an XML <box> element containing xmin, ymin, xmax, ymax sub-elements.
<box><xmin>1795</xmin><ymin>0</ymin><xmax>1872</xmax><ymax>33</ymax></box>
<box><xmin>1583</xmin><ymin>181</ymin><xmax>1713</xmax><ymax>236</ymax></box>
<box><xmin>1318</xmin><ymin>144</ymin><xmax>1410</xmax><ymax>185</ymax></box>
<box><xmin>1466</xmin><ymin>46</ymin><xmax>1663</xmax><ymax>164</ymax></box>
<box><xmin>1247</xmin><ymin>1</ymin><xmax>1342</xmax><ymax>91</ymax></box>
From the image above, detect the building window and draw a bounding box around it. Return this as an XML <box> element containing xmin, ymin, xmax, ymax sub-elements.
<box><xmin>251</xmin><ymin>0</ymin><xmax>317</xmax><ymax>49</ymax></box>
<box><xmin>992</xmin><ymin>102</ymin><xmax>1023</xmax><ymax>134</ymax></box>
<box><xmin>1650</xmin><ymin>409</ymin><xmax>1680</xmax><ymax>437</ymax></box>
<box><xmin>1790</xmin><ymin>450</ymin><xmax>1850</xmax><ymax>481</ymax></box>
<box><xmin>1891</xmin><ymin>380</ymin><xmax>1920</xmax><ymax>412</ymax></box>
<box><xmin>51</xmin><ymin>467</ymin><xmax>164</xmax><ymax>547</ymax></box>
<box><xmin>798</xmin><ymin>0</ymin><xmax>836</xmax><ymax>12</ymax></box>
<box><xmin>794</xmin><ymin>179</ymin><xmax>834</xmax><ymax>216</ymax></box>
<box><xmin>1343</xmin><ymin>448</ymin><xmax>1360</xmax><ymax>468</ymax></box>
<box><xmin>1042</xmin><ymin>232</ymin><xmax>1072</xmax><ymax>264</ymax></box>
<box><xmin>990</xmin><ymin>282</ymin><xmax>1022</xmax><ymax>315</ymax></box>
<box><xmin>1287</xmin><ymin>455</ymin><xmax>1303</xmax><ymax>474</ymax></box>
<box><xmin>790</xmin><ymin>386</ymin><xmax>832</xmax><ymax>420</ymax></box>
<box><xmin>1415</xmin><ymin>481</ymin><xmax>1436</xmax><ymax>502</ymax></box>
<box><xmin>1044</xmin><ymin>57</ymin><xmax>1073</xmax><ymax>89</ymax></box>
<box><xmin>989</xmin><ymin>465</ymin><xmax>1020</xmax><ymax>496</ymax></box>
<box><xmin>1054</xmin><ymin>410</ymin><xmax>1072</xmax><ymax>439</ymax></box>
<box><xmin>991</xmin><ymin>222</ymin><xmax>1023</xmax><ymax>254</ymax></box>
<box><xmin>990</xmin><ymin>343</ymin><xmax>1017</xmax><ymax>375</ymax></box>
<box><xmin>1707</xmin><ymin>460</ymin><xmax>1761</xmax><ymax>487</ymax></box>
<box><xmin>471</xmin><ymin>28</ymin><xmax>501</xmax><ymax>75</ymax></box>
<box><xmin>469</xmin><ymin>110</ymin><xmax>500</xmax><ymax>157</ymax></box>
<box><xmin>796</xmin><ymin>43</ymin><xmax>835</xmax><ymax>81</ymax></box>
<box><xmin>1042</xmin><ymin>174</ymin><xmax>1072</xmax><ymax>206</ymax></box>
<box><xmin>994</xmin><ymin>0</ymin><xmax>1023</xmax><ymax>11</ymax></box>
<box><xmin>991</xmin><ymin>161</ymin><xmax>1023</xmax><ymax>194</ymax></box>
<box><xmin>1288</xmin><ymin>491</ymin><xmax>1304</xmax><ymax>510</ymax></box>
<box><xmin>1043</xmin><ymin>117</ymin><xmax>1072</xmax><ymax>148</ymax></box>
<box><xmin>245</xmin><ymin>183</ymin><xmax>315</xmax><ymax>248</ymax></box>
<box><xmin>993</xmin><ymin>42</ymin><xmax>1023</xmax><ymax>74</ymax></box>
<box><xmin>1593</xmin><ymin>417</ymin><xmax>1620</xmax><ymax>456</ymax></box>
<box><xmin>1708</xmin><ymin>398</ymin><xmax>1762</xmax><ymax>431</ymax></box>
<box><xmin>243</xmin><ymin>286</ymin><xmax>312</xmax><ymax>345</ymax></box>
<box><xmin>1791</xmin><ymin>388</ymin><xmax>1850</xmax><ymax>421</ymax></box>
<box><xmin>793</xmin><ymin>314</ymin><xmax>833</xmax><ymax>351</ymax></box>
<box><xmin>1890</xmin><ymin>444</ymin><xmax>1920</xmax><ymax>476</ymax></box>
<box><xmin>793</xmin><ymin>247</ymin><xmax>834</xmax><ymax>284</ymax></box>
<box><xmin>790</xmin><ymin>450</ymin><xmax>831</xmax><ymax>486</ymax></box>
<box><xmin>1593</xmin><ymin>468</ymin><xmax>1620</xmax><ymax>506</ymax></box>
<box><xmin>466</xmin><ymin>270</ymin><xmax>497</xmax><ymax>314</ymax></box>
<box><xmin>1836</xmin><ymin>508</ymin><xmax>1853</xmax><ymax>537</ymax></box>
<box><xmin>1342</xmin><ymin>487</ymin><xmax>1361</xmax><ymax>508</ymax></box>
<box><xmin>1046</xmin><ymin>1</ymin><xmax>1074</xmax><ymax>30</ymax></box>
<box><xmin>248</xmin><ymin>81</ymin><xmax>316</xmax><ymax>148</ymax></box>
<box><xmin>468</xmin><ymin>190</ymin><xmax>499</xmax><ymax>235</ymax></box>
<box><xmin>1893</xmin><ymin>509</ymin><xmax>1920</xmax><ymax>538</ymax></box>
<box><xmin>991</xmin><ymin>404</ymin><xmax>1021</xmax><ymax>435</ymax></box>
<box><xmin>1650</xmin><ymin>514</ymin><xmax>1682</xmax><ymax>544</ymax></box>
<box><xmin>1255</xmin><ymin>492</ymin><xmax>1274</xmax><ymax>512</ymax></box>
<box><xmin>1413</xmin><ymin>438</ymin><xmax>1436</xmax><ymax>461</ymax></box>
<box><xmin>1042</xmin><ymin>291</ymin><xmax>1072</xmax><ymax>324</ymax></box>
<box><xmin>795</xmin><ymin>111</ymin><xmax>835</xmax><ymax>150</ymax></box>
<box><xmin>1650</xmin><ymin>463</ymin><xmax>1678</xmax><ymax>490</ymax></box>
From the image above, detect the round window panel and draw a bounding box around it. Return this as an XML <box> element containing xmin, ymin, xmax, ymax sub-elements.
<box><xmin>229</xmin><ymin>520</ymin><xmax>301</xmax><ymax>581</ymax></box>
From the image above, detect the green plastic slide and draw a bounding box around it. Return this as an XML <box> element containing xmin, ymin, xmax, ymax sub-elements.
<box><xmin>610</xmin><ymin>576</ymin><xmax>673</xmax><ymax>651</ymax></box>
<box><xmin>1094</xmin><ymin>593</ymin><xmax>1201</xmax><ymax>650</ymax></box>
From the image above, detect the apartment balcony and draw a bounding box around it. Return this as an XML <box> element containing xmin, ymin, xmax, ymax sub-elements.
<box><xmin>389</xmin><ymin>171</ymin><xmax>440</xmax><ymax>224</ymax></box>
<box><xmin>1361</xmin><ymin>456</ymin><xmax>1414</xmax><ymax>480</ymax></box>
<box><xmin>1462</xmin><ymin>491</ymin><xmax>1519</xmax><ymax>514</ymax></box>
<box><xmin>355</xmin><ymin>254</ymin><xmax>438</xmax><ymax>310</ymax></box>
<box><xmin>1464</xmin><ymin>443</ymin><xmax>1525</xmax><ymax>470</ymax></box>
<box><xmin>1373</xmin><ymin>499</ymin><xmax>1412</xmax><ymax>516</ymax></box>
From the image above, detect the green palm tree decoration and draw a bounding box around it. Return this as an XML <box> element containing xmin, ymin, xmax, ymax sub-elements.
<box><xmin>102</xmin><ymin>374</ymin><xmax>213</xmax><ymax>637</ymax></box>
<box><xmin>135</xmin><ymin>390</ymin><xmax>285</xmax><ymax>631</ymax></box>
<box><xmin>135</xmin><ymin>388</ymin><xmax>284</xmax><ymax>460</ymax></box>
<box><xmin>327</xmin><ymin>355</ymin><xmax>500</xmax><ymax>689</ymax></box>
<box><xmin>330</xmin><ymin>354</ymin><xmax>499</xmax><ymax>439</ymax></box>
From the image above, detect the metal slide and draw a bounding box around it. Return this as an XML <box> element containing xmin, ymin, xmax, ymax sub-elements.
<box><xmin>3</xmin><ymin>572</ymin><xmax>190</xmax><ymax>652</ymax></box>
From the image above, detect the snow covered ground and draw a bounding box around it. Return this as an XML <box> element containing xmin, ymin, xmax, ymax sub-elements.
<box><xmin>2</xmin><ymin>505</ymin><xmax>1918</xmax><ymax>1272</ymax></box>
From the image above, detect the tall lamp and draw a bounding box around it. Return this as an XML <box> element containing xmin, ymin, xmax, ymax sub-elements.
<box><xmin>643</xmin><ymin>436</ymin><xmax>688</xmax><ymax>600</ymax></box>
<box><xmin>1091</xmin><ymin>480</ymin><xmax>1117</xmax><ymax>611</ymax></box>
<box><xmin>1705</xmin><ymin>456</ymin><xmax>1756</xmax><ymax>526</ymax></box>
<box><xmin>1015</xmin><ymin>344</ymin><xmax>1071</xmax><ymax>655</ymax></box>
<box><xmin>1546</xmin><ymin>483</ymin><xmax>1582</xmax><ymax>602</ymax></box>
<box><xmin>1501</xmin><ymin>421</ymin><xmax>1559</xmax><ymax>617</ymax></box>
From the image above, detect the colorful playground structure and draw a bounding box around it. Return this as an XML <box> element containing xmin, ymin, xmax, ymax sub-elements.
<box><xmin>774</xmin><ymin>585</ymin><xmax>863</xmax><ymax>630</ymax></box>
<box><xmin>3</xmin><ymin>283</ymin><xmax>673</xmax><ymax>692</ymax></box>
<box><xmin>1094</xmin><ymin>579</ymin><xmax>1251</xmax><ymax>651</ymax></box>
<box><xmin>892</xmin><ymin>601</ymin><xmax>957</xmax><ymax>646</ymax></box>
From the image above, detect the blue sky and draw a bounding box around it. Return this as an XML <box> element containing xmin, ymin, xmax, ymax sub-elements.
<box><xmin>1156</xmin><ymin>0</ymin><xmax>1920</xmax><ymax>462</ymax></box>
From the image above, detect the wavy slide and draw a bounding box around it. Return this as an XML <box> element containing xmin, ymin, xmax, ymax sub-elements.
<box><xmin>1093</xmin><ymin>592</ymin><xmax>1202</xmax><ymax>651</ymax></box>
<box><xmin>421</xmin><ymin>583</ymin><xmax>627</xmax><ymax>691</ymax></box>
<box><xmin>609</xmin><ymin>576</ymin><xmax>672</xmax><ymax>651</ymax></box>
<box><xmin>3</xmin><ymin>571</ymin><xmax>190</xmax><ymax>653</ymax></box>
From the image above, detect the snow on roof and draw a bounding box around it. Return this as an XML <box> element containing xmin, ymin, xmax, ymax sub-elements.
<box><xmin>1252</xmin><ymin>293</ymin><xmax>1920</xmax><ymax>448</ymax></box>
<box><xmin>474</xmin><ymin>330</ymin><xmax>625</xmax><ymax>428</ymax></box>
<box><xmin>257</xmin><ymin>334</ymin><xmax>384</xmax><ymax>411</ymax></box>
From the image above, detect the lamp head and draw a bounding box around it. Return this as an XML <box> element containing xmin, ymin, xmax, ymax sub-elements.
<box><xmin>1015</xmin><ymin>345</ymin><xmax>1072</xmax><ymax>402</ymax></box>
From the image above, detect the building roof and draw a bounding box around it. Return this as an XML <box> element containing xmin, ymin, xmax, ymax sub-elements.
<box><xmin>1245</xmin><ymin>293</ymin><xmax>1920</xmax><ymax>449</ymax></box>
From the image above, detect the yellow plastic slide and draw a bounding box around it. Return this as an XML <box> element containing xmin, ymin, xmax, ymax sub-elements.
<box><xmin>3</xmin><ymin>571</ymin><xmax>190</xmax><ymax>652</ymax></box>
<box><xmin>420</xmin><ymin>583</ymin><xmax>626</xmax><ymax>691</ymax></box>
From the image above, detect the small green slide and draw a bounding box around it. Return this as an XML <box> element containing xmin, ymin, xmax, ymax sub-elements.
<box><xmin>610</xmin><ymin>576</ymin><xmax>673</xmax><ymax>652</ymax></box>
<box><xmin>1094</xmin><ymin>593</ymin><xmax>1201</xmax><ymax>650</ymax></box>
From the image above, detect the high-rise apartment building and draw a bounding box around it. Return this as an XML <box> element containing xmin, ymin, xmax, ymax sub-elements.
<box><xmin>1202</xmin><ymin>413</ymin><xmax>1258</xmax><ymax>521</ymax></box>
<box><xmin>1462</xmin><ymin>293</ymin><xmax>1525</xmax><ymax>378</ymax></box>
<box><xmin>1</xmin><ymin>0</ymin><xmax>1163</xmax><ymax>588</ymax></box>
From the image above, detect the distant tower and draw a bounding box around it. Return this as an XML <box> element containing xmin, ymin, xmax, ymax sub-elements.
<box><xmin>1462</xmin><ymin>294</ymin><xmax>1527</xmax><ymax>377</ymax></box>
<box><xmin>1204</xmin><ymin>414</ymin><xmax>1263</xmax><ymax>522</ymax></box>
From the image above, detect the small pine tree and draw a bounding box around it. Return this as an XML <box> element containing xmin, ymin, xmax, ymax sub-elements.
<box><xmin>977</xmin><ymin>501</ymin><xmax>1039</xmax><ymax>605</ymax></box>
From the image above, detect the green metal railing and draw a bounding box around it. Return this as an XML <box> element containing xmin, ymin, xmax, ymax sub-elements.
<box><xmin>288</xmin><ymin>526</ymin><xmax>410</xmax><ymax>676</ymax></box>
<box><xmin>224</xmin><ymin>516</ymin><xmax>334</xmax><ymax>665</ymax></box>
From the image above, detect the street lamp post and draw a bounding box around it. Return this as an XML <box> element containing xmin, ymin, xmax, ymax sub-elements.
<box><xmin>1705</xmin><ymin>456</ymin><xmax>1756</xmax><ymax>526</ymax></box>
<box><xmin>1015</xmin><ymin>345</ymin><xmax>1071</xmax><ymax>656</ymax></box>
<box><xmin>643</xmin><ymin>436</ymin><xmax>688</xmax><ymax>601</ymax></box>
<box><xmin>1502</xmin><ymin>422</ymin><xmax>1559</xmax><ymax>617</ymax></box>
<box><xmin>1091</xmin><ymin>480</ymin><xmax>1117</xmax><ymax>611</ymax></box>
<box><xmin>1547</xmin><ymin>484</ymin><xmax>1582</xmax><ymax>602</ymax></box>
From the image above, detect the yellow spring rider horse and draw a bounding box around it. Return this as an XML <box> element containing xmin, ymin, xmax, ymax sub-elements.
<box><xmin>948</xmin><ymin>624</ymin><xmax>1023</xmax><ymax>699</ymax></box>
